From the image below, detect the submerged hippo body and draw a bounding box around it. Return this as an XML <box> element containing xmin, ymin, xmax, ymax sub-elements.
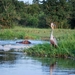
<box><xmin>16</xmin><ymin>40</ymin><xmax>31</xmax><ymax>44</ymax></box>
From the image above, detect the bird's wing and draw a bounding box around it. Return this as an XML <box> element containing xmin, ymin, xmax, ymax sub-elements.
<box><xmin>53</xmin><ymin>37</ymin><xmax>58</xmax><ymax>46</ymax></box>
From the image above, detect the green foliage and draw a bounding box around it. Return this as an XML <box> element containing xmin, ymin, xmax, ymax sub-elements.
<box><xmin>0</xmin><ymin>29</ymin><xmax>26</xmax><ymax>39</ymax></box>
<box><xmin>42</xmin><ymin>0</ymin><xmax>72</xmax><ymax>28</ymax></box>
<box><xmin>69</xmin><ymin>0</ymin><xmax>75</xmax><ymax>29</ymax></box>
<box><xmin>27</xmin><ymin>14</ymin><xmax>39</xmax><ymax>27</ymax></box>
<box><xmin>0</xmin><ymin>0</ymin><xmax>16</xmax><ymax>28</ymax></box>
<box><xmin>23</xmin><ymin>28</ymin><xmax>75</xmax><ymax>58</ymax></box>
<box><xmin>25</xmin><ymin>40</ymin><xmax>75</xmax><ymax>58</ymax></box>
<box><xmin>0</xmin><ymin>27</ymin><xmax>75</xmax><ymax>58</ymax></box>
<box><xmin>0</xmin><ymin>0</ymin><xmax>75</xmax><ymax>28</ymax></box>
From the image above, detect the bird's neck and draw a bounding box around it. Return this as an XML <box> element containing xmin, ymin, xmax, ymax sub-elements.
<box><xmin>51</xmin><ymin>29</ymin><xmax>53</xmax><ymax>36</ymax></box>
<box><xmin>50</xmin><ymin>29</ymin><xmax>54</xmax><ymax>39</ymax></box>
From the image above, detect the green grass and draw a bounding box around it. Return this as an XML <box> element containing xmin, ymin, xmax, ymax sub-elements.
<box><xmin>0</xmin><ymin>26</ymin><xmax>75</xmax><ymax>40</ymax></box>
<box><xmin>24</xmin><ymin>41</ymin><xmax>75</xmax><ymax>58</ymax></box>
<box><xmin>0</xmin><ymin>26</ymin><xmax>75</xmax><ymax>58</ymax></box>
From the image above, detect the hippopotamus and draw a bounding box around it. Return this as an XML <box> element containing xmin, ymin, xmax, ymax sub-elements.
<box><xmin>16</xmin><ymin>40</ymin><xmax>31</xmax><ymax>44</ymax></box>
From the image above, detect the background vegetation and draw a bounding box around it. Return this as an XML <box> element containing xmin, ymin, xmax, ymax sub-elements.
<box><xmin>0</xmin><ymin>0</ymin><xmax>75</xmax><ymax>29</ymax></box>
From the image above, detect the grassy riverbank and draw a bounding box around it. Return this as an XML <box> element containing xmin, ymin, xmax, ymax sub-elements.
<box><xmin>0</xmin><ymin>26</ymin><xmax>75</xmax><ymax>40</ymax></box>
<box><xmin>21</xmin><ymin>27</ymin><xmax>75</xmax><ymax>58</ymax></box>
<box><xmin>0</xmin><ymin>26</ymin><xmax>50</xmax><ymax>40</ymax></box>
<box><xmin>0</xmin><ymin>27</ymin><xmax>75</xmax><ymax>58</ymax></box>
<box><xmin>24</xmin><ymin>42</ymin><xmax>75</xmax><ymax>58</ymax></box>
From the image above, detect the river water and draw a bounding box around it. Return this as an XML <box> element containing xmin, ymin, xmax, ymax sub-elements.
<box><xmin>0</xmin><ymin>40</ymin><xmax>75</xmax><ymax>75</ymax></box>
<box><xmin>0</xmin><ymin>52</ymin><xmax>75</xmax><ymax>75</ymax></box>
<box><xmin>0</xmin><ymin>39</ymin><xmax>48</xmax><ymax>51</ymax></box>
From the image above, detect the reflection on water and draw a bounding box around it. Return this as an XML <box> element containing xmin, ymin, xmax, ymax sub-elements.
<box><xmin>0</xmin><ymin>51</ymin><xmax>75</xmax><ymax>75</ymax></box>
<box><xmin>50</xmin><ymin>62</ymin><xmax>56</xmax><ymax>75</ymax></box>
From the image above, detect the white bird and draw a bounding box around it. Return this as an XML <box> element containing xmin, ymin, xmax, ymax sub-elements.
<box><xmin>50</xmin><ymin>23</ymin><xmax>58</xmax><ymax>48</ymax></box>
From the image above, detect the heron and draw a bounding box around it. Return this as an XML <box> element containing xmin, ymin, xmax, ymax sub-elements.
<box><xmin>50</xmin><ymin>23</ymin><xmax>58</xmax><ymax>48</ymax></box>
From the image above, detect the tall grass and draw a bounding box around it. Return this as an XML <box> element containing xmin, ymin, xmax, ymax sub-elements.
<box><xmin>22</xmin><ymin>28</ymin><xmax>75</xmax><ymax>58</ymax></box>
<box><xmin>24</xmin><ymin>40</ymin><xmax>75</xmax><ymax>58</ymax></box>
<box><xmin>0</xmin><ymin>26</ymin><xmax>75</xmax><ymax>40</ymax></box>
<box><xmin>0</xmin><ymin>27</ymin><xmax>43</xmax><ymax>39</ymax></box>
<box><xmin>0</xmin><ymin>27</ymin><xmax>75</xmax><ymax>58</ymax></box>
<box><xmin>0</xmin><ymin>29</ymin><xmax>26</xmax><ymax>39</ymax></box>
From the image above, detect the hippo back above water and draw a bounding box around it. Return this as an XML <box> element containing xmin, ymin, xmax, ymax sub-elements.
<box><xmin>16</xmin><ymin>40</ymin><xmax>31</xmax><ymax>44</ymax></box>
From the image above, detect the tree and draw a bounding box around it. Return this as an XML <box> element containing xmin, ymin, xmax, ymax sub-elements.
<box><xmin>33</xmin><ymin>0</ymin><xmax>39</xmax><ymax>4</ymax></box>
<box><xmin>0</xmin><ymin>0</ymin><xmax>17</xmax><ymax>28</ymax></box>
<box><xmin>0</xmin><ymin>0</ymin><xmax>74</xmax><ymax>28</ymax></box>
<box><xmin>69</xmin><ymin>0</ymin><xmax>75</xmax><ymax>29</ymax></box>
<box><xmin>42</xmin><ymin>0</ymin><xmax>71</xmax><ymax>28</ymax></box>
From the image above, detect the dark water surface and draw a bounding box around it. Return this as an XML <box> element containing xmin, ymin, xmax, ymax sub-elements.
<box><xmin>0</xmin><ymin>52</ymin><xmax>75</xmax><ymax>75</ymax></box>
